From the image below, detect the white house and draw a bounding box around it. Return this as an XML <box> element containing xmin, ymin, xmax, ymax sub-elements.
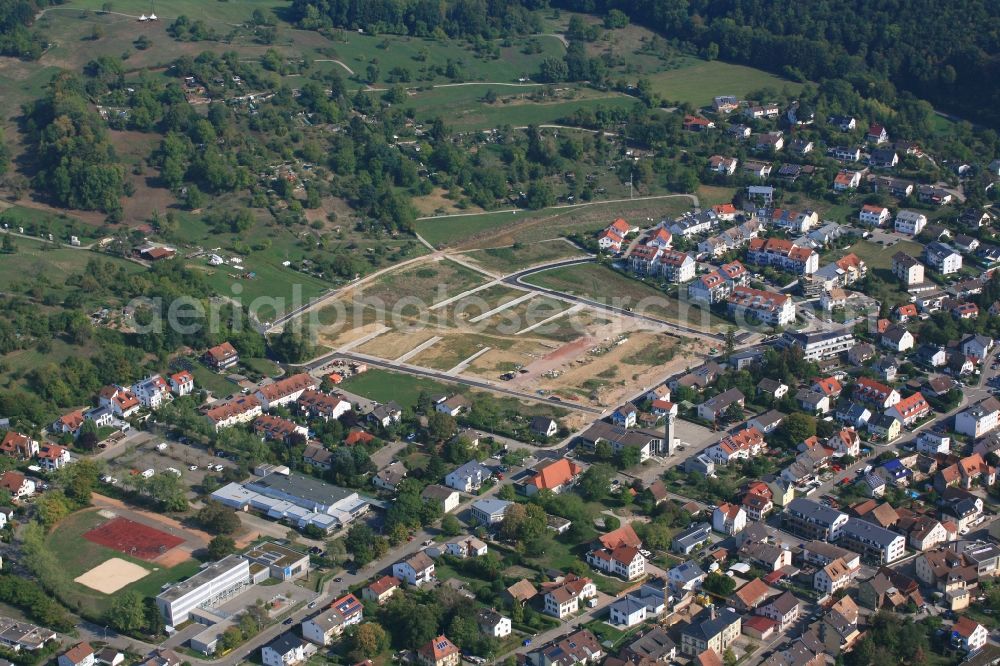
<box><xmin>713</xmin><ymin>503</ymin><xmax>747</xmax><ymax>535</ymax></box>
<box><xmin>955</xmin><ymin>398</ymin><xmax>1000</xmax><ymax>439</ymax></box>
<box><xmin>445</xmin><ymin>537</ymin><xmax>488</xmax><ymax>559</ymax></box>
<box><xmin>132</xmin><ymin>375</ymin><xmax>171</xmax><ymax>409</ymax></box>
<box><xmin>444</xmin><ymin>461</ymin><xmax>490</xmax><ymax>493</ymax></box>
<box><xmin>952</xmin><ymin>617</ymin><xmax>989</xmax><ymax>654</ymax></box>
<box><xmin>475</xmin><ymin>609</ymin><xmax>511</xmax><ymax>638</ymax></box>
<box><xmin>586</xmin><ymin>545</ymin><xmax>646</xmax><ymax>580</ymax></box>
<box><xmin>916</xmin><ymin>432</ymin><xmax>950</xmax><ymax>455</ymax></box>
<box><xmin>262</xmin><ymin>634</ymin><xmax>313</xmax><ymax>666</ymax></box>
<box><xmin>37</xmin><ymin>444</ymin><xmax>71</xmax><ymax>470</ymax></box>
<box><xmin>392</xmin><ymin>551</ymin><xmax>436</xmax><ymax>587</ymax></box>
<box><xmin>925</xmin><ymin>242</ymin><xmax>963</xmax><ymax>274</ymax></box>
<box><xmin>168</xmin><ymin>371</ymin><xmax>195</xmax><ymax>396</ymax></box>
<box><xmin>894</xmin><ymin>210</ymin><xmax>927</xmax><ymax>236</ymax></box>
<box><xmin>859</xmin><ymin>205</ymin><xmax>890</xmax><ymax>227</ymax></box>
<box><xmin>59</xmin><ymin>644</ymin><xmax>95</xmax><ymax>666</ymax></box>
<box><xmin>608</xmin><ymin>597</ymin><xmax>648</xmax><ymax>628</ymax></box>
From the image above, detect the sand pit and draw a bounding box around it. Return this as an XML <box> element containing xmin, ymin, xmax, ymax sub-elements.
<box><xmin>74</xmin><ymin>558</ymin><xmax>150</xmax><ymax>594</ymax></box>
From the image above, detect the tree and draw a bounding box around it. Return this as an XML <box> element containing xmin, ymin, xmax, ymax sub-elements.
<box><xmin>577</xmin><ymin>463</ymin><xmax>614</xmax><ymax>501</ymax></box>
<box><xmin>346</xmin><ymin>523</ymin><xmax>378</xmax><ymax>565</ymax></box>
<box><xmin>1</xmin><ymin>234</ymin><xmax>14</xmax><ymax>254</ymax></box>
<box><xmin>208</xmin><ymin>535</ymin><xmax>236</xmax><ymax>559</ymax></box>
<box><xmin>441</xmin><ymin>513</ymin><xmax>463</xmax><ymax>536</ymax></box>
<box><xmin>347</xmin><ymin>622</ymin><xmax>387</xmax><ymax>659</ymax></box>
<box><xmin>428</xmin><ymin>411</ymin><xmax>457</xmax><ymax>443</ymax></box>
<box><xmin>198</xmin><ymin>501</ymin><xmax>242</xmax><ymax>534</ymax></box>
<box><xmin>616</xmin><ymin>445</ymin><xmax>642</xmax><ymax>469</ymax></box>
<box><xmin>778</xmin><ymin>412</ymin><xmax>817</xmax><ymax>448</ymax></box>
<box><xmin>107</xmin><ymin>590</ymin><xmax>146</xmax><ymax>633</ymax></box>
<box><xmin>723</xmin><ymin>647</ymin><xmax>737</xmax><ymax>666</ymax></box>
<box><xmin>703</xmin><ymin>572</ymin><xmax>736</xmax><ymax>596</ymax></box>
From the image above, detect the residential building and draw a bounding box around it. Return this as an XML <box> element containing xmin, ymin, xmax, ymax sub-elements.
<box><xmin>421</xmin><ymin>485</ymin><xmax>460</xmax><ymax>513</ymax></box>
<box><xmin>444</xmin><ymin>460</ymin><xmax>491</xmax><ymax>493</ymax></box>
<box><xmin>542</xmin><ymin>574</ymin><xmax>596</xmax><ymax>618</ymax></box>
<box><xmin>203</xmin><ymin>342</ymin><xmax>239</xmax><ymax>370</ymax></box>
<box><xmin>697</xmin><ymin>388</ymin><xmax>745</xmax><ymax>422</ymax></box>
<box><xmin>956</xmin><ymin>398</ymin><xmax>1000</xmax><ymax>438</ymax></box>
<box><xmin>523</xmin><ymin>630</ymin><xmax>603</xmax><ymax>666</ymax></box>
<box><xmin>131</xmin><ymin>375</ymin><xmax>171</xmax><ymax>409</ymax></box>
<box><xmin>296</xmin><ymin>390</ymin><xmax>351</xmax><ymax>421</ymax></box>
<box><xmin>392</xmin><ymin>551</ymin><xmax>436</xmax><ymax>587</ymax></box>
<box><xmin>833</xmin><ymin>170</ymin><xmax>862</xmax><ymax>191</ymax></box>
<box><xmin>59</xmin><ymin>644</ymin><xmax>95</xmax><ymax>666</ymax></box>
<box><xmin>840</xmin><ymin>517</ymin><xmax>907</xmax><ymax>564</ymax></box>
<box><xmin>859</xmin><ymin>204</ymin><xmax>891</xmax><ymax>227</ymax></box>
<box><xmin>951</xmin><ymin>617</ymin><xmax>989</xmax><ymax>654</ymax></box>
<box><xmin>885</xmin><ymin>392</ymin><xmax>931</xmax><ymax>426</ymax></box>
<box><xmin>854</xmin><ymin>377</ymin><xmax>900</xmax><ymax>409</ymax></box>
<box><xmin>446</xmin><ymin>536</ymin><xmax>488</xmax><ymax>559</ymax></box>
<box><xmin>747</xmin><ymin>237</ymin><xmax>819</xmax><ymax>275</ymax></box>
<box><xmin>255</xmin><ymin>374</ymin><xmax>317</xmax><ymax>410</ymax></box>
<box><xmin>476</xmin><ymin>609</ymin><xmax>511</xmax><ymax>638</ymax></box>
<box><xmin>895</xmin><ymin>210</ymin><xmax>927</xmax><ymax>236</ymax></box>
<box><xmin>783</xmin><ymin>498</ymin><xmax>848</xmax><ymax>541</ymax></box>
<box><xmin>471</xmin><ymin>498</ymin><xmax>512</xmax><ymax>525</ymax></box>
<box><xmin>416</xmin><ymin>636</ymin><xmax>460</xmax><ymax>666</ymax></box>
<box><xmin>672</xmin><ymin>523</ymin><xmax>712</xmax><ymax>555</ymax></box>
<box><xmin>523</xmin><ymin>458</ymin><xmax>583</xmax><ymax>495</ymax></box>
<box><xmin>756</xmin><ymin>592</ymin><xmax>800</xmax><ymax>632</ymax></box>
<box><xmin>168</xmin><ymin>371</ymin><xmax>194</xmax><ymax>396</ymax></box>
<box><xmin>779</xmin><ymin>328</ymin><xmax>855</xmax><ymax>361</ymax></box>
<box><xmin>708</xmin><ymin>155</ymin><xmax>738</xmax><ymax>175</ymax></box>
<box><xmin>587</xmin><ymin>544</ymin><xmax>645</xmax><ymax>580</ymax></box>
<box><xmin>362</xmin><ymin>575</ymin><xmax>400</xmax><ymax>605</ymax></box>
<box><xmin>727</xmin><ymin>287</ymin><xmax>795</xmax><ymax>326</ymax></box>
<box><xmin>680</xmin><ymin>606</ymin><xmax>741</xmax><ymax>657</ymax></box>
<box><xmin>98</xmin><ymin>385</ymin><xmax>140</xmax><ymax>418</ymax></box>
<box><xmin>925</xmin><ymin>242</ymin><xmax>963</xmax><ymax>274</ymax></box>
<box><xmin>712</xmin><ymin>503</ymin><xmax>747</xmax><ymax>535</ymax></box>
<box><xmin>301</xmin><ymin>594</ymin><xmax>363</xmax><ymax>645</ymax></box>
<box><xmin>892</xmin><ymin>252</ymin><xmax>925</xmax><ymax>286</ymax></box>
<box><xmin>37</xmin><ymin>443</ymin><xmax>70</xmax><ymax>470</ymax></box>
<box><xmin>814</xmin><ymin>557</ymin><xmax>858</xmax><ymax>595</ymax></box>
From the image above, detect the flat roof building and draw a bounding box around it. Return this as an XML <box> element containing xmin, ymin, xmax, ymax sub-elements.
<box><xmin>242</xmin><ymin>542</ymin><xmax>310</xmax><ymax>581</ymax></box>
<box><xmin>155</xmin><ymin>555</ymin><xmax>250</xmax><ymax>626</ymax></box>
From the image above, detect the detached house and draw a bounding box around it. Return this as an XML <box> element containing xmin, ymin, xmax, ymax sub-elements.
<box><xmin>956</xmin><ymin>398</ymin><xmax>1000</xmax><ymax>438</ymax></box>
<box><xmin>523</xmin><ymin>458</ymin><xmax>583</xmax><ymax>495</ymax></box>
<box><xmin>542</xmin><ymin>573</ymin><xmax>596</xmax><ymax>618</ymax></box>
<box><xmin>587</xmin><ymin>543</ymin><xmax>645</xmax><ymax>580</ymax></box>
<box><xmin>445</xmin><ymin>461</ymin><xmax>491</xmax><ymax>493</ymax></box>
<box><xmin>132</xmin><ymin>375</ymin><xmax>171</xmax><ymax>409</ymax></box>
<box><xmin>203</xmin><ymin>342</ymin><xmax>239</xmax><ymax>370</ymax></box>
<box><xmin>37</xmin><ymin>444</ymin><xmax>70</xmax><ymax>470</ymax></box>
<box><xmin>392</xmin><ymin>551</ymin><xmax>435</xmax><ymax>587</ymax></box>
<box><xmin>697</xmin><ymin>388</ymin><xmax>745</xmax><ymax>422</ymax></box>
<box><xmin>833</xmin><ymin>170</ymin><xmax>862</xmax><ymax>191</ymax></box>
<box><xmin>708</xmin><ymin>155</ymin><xmax>738</xmax><ymax>175</ymax></box>
<box><xmin>713</xmin><ymin>503</ymin><xmax>747</xmax><ymax>535</ymax></box>
<box><xmin>168</xmin><ymin>370</ymin><xmax>194</xmax><ymax>396</ymax></box>
<box><xmin>0</xmin><ymin>431</ymin><xmax>39</xmax><ymax>460</ymax></box>
<box><xmin>880</xmin><ymin>325</ymin><xmax>914</xmax><ymax>352</ymax></box>
<box><xmin>859</xmin><ymin>204</ymin><xmax>891</xmax><ymax>227</ymax></box>
<box><xmin>98</xmin><ymin>386</ymin><xmax>140</xmax><ymax>418</ymax></box>
<box><xmin>952</xmin><ymin>617</ymin><xmax>989</xmax><ymax>654</ymax></box>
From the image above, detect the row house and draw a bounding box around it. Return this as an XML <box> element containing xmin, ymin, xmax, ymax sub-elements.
<box><xmin>705</xmin><ymin>426</ymin><xmax>765</xmax><ymax>464</ymax></box>
<box><xmin>854</xmin><ymin>377</ymin><xmax>901</xmax><ymax>410</ymax></box>
<box><xmin>668</xmin><ymin>210</ymin><xmax>718</xmax><ymax>237</ymax></box>
<box><xmin>726</xmin><ymin>286</ymin><xmax>795</xmax><ymax>326</ymax></box>
<box><xmin>204</xmin><ymin>395</ymin><xmax>262</xmax><ymax>431</ymax></box>
<box><xmin>255</xmin><ymin>373</ymin><xmax>318</xmax><ymax>410</ymax></box>
<box><xmin>297</xmin><ymin>390</ymin><xmax>351</xmax><ymax>421</ymax></box>
<box><xmin>698</xmin><ymin>221</ymin><xmax>760</xmax><ymax>258</ymax></box>
<box><xmin>747</xmin><ymin>237</ymin><xmax>819</xmax><ymax>275</ymax></box>
<box><xmin>744</xmin><ymin>103</ymin><xmax>780</xmax><ymax>119</ymax></box>
<box><xmin>253</xmin><ymin>415</ymin><xmax>308</xmax><ymax>444</ymax></box>
<box><xmin>885</xmin><ymin>392</ymin><xmax>931</xmax><ymax>426</ymax></box>
<box><xmin>688</xmin><ymin>261</ymin><xmax>749</xmax><ymax>304</ymax></box>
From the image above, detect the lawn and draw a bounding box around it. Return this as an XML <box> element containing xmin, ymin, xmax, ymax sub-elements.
<box><xmin>191</xmin><ymin>362</ymin><xmax>240</xmax><ymax>398</ymax></box>
<box><xmin>241</xmin><ymin>357</ymin><xmax>283</xmax><ymax>378</ymax></box>
<box><xmin>340</xmin><ymin>368</ymin><xmax>454</xmax><ymax>408</ymax></box>
<box><xmin>839</xmin><ymin>239</ymin><xmax>924</xmax><ymax>271</ymax></box>
<box><xmin>0</xmin><ymin>236</ymin><xmax>142</xmax><ymax>301</ymax></box>
<box><xmin>56</xmin><ymin>0</ymin><xmax>284</xmax><ymax>24</ymax></box>
<box><xmin>462</xmin><ymin>240</ymin><xmax>588</xmax><ymax>273</ymax></box>
<box><xmin>522</xmin><ymin>263</ymin><xmax>728</xmax><ymax>331</ymax></box>
<box><xmin>416</xmin><ymin>195</ymin><xmax>694</xmax><ymax>249</ymax></box>
<box><xmin>646</xmin><ymin>59</ymin><xmax>805</xmax><ymax>108</ymax></box>
<box><xmin>44</xmin><ymin>508</ymin><xmax>203</xmax><ymax>618</ymax></box>
<box><xmin>0</xmin><ymin>205</ymin><xmax>101</xmax><ymax>244</ymax></box>
<box><xmin>353</xmin><ymin>258</ymin><xmax>490</xmax><ymax>310</ymax></box>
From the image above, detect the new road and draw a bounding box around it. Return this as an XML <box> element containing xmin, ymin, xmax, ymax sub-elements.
<box><xmin>504</xmin><ymin>258</ymin><xmax>727</xmax><ymax>342</ymax></box>
<box><xmin>303</xmin><ymin>348</ymin><xmax>604</xmax><ymax>415</ymax></box>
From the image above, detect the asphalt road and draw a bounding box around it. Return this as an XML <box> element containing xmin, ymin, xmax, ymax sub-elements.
<box><xmin>504</xmin><ymin>258</ymin><xmax>727</xmax><ymax>342</ymax></box>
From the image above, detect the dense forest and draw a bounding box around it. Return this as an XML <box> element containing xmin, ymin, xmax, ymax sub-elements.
<box><xmin>287</xmin><ymin>0</ymin><xmax>1000</xmax><ymax>128</ymax></box>
<box><xmin>0</xmin><ymin>0</ymin><xmax>63</xmax><ymax>58</ymax></box>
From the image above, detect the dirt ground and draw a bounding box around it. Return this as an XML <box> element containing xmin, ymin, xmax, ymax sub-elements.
<box><xmin>355</xmin><ymin>327</ymin><xmax>441</xmax><ymax>359</ymax></box>
<box><xmin>411</xmin><ymin>187</ymin><xmax>485</xmax><ymax>216</ymax></box>
<box><xmin>74</xmin><ymin>557</ymin><xmax>149</xmax><ymax>594</ymax></box>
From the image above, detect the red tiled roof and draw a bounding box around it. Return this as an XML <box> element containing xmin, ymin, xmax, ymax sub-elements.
<box><xmin>530</xmin><ymin>458</ymin><xmax>583</xmax><ymax>490</ymax></box>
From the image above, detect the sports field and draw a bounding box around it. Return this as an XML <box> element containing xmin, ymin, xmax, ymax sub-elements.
<box><xmin>83</xmin><ymin>516</ymin><xmax>185</xmax><ymax>560</ymax></box>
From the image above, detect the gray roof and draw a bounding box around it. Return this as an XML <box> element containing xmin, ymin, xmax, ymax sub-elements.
<box><xmin>670</xmin><ymin>561</ymin><xmax>705</xmax><ymax>583</ymax></box>
<box><xmin>472</xmin><ymin>498</ymin><xmax>512</xmax><ymax>516</ymax></box>
<box><xmin>625</xmin><ymin>626</ymin><xmax>675</xmax><ymax>659</ymax></box>
<box><xmin>683</xmin><ymin>606</ymin><xmax>740</xmax><ymax>641</ymax></box>
<box><xmin>248</xmin><ymin>472</ymin><xmax>355</xmax><ymax>506</ymax></box>
<box><xmin>842</xmin><ymin>517</ymin><xmax>902</xmax><ymax>547</ymax></box>
<box><xmin>265</xmin><ymin>633</ymin><xmax>305</xmax><ymax>657</ymax></box>
<box><xmin>449</xmin><ymin>460</ymin><xmax>491</xmax><ymax>480</ymax></box>
<box><xmin>766</xmin><ymin>590</ymin><xmax>800</xmax><ymax>615</ymax></box>
<box><xmin>673</xmin><ymin>522</ymin><xmax>712</xmax><ymax>548</ymax></box>
<box><xmin>786</xmin><ymin>498</ymin><xmax>846</xmax><ymax>527</ymax></box>
<box><xmin>157</xmin><ymin>555</ymin><xmax>247</xmax><ymax>602</ymax></box>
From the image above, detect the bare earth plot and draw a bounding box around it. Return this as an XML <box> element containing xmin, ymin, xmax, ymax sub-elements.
<box><xmin>75</xmin><ymin>558</ymin><xmax>149</xmax><ymax>594</ymax></box>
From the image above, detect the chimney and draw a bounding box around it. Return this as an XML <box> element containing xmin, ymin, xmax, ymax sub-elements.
<box><xmin>709</xmin><ymin>603</ymin><xmax>716</xmax><ymax>621</ymax></box>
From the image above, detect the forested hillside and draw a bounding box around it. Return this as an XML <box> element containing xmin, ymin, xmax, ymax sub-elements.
<box><xmin>0</xmin><ymin>0</ymin><xmax>63</xmax><ymax>58</ymax></box>
<box><xmin>289</xmin><ymin>0</ymin><xmax>1000</xmax><ymax>128</ymax></box>
<box><xmin>551</xmin><ymin>0</ymin><xmax>1000</xmax><ymax>126</ymax></box>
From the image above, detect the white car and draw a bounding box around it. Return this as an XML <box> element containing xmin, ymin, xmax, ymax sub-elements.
<box><xmin>213</xmin><ymin>464</ymin><xmax>224</xmax><ymax>472</ymax></box>
<box><xmin>189</xmin><ymin>465</ymin><xmax>198</xmax><ymax>471</ymax></box>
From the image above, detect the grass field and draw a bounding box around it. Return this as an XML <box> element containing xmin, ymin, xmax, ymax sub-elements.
<box><xmin>0</xmin><ymin>236</ymin><xmax>142</xmax><ymax>300</ymax></box>
<box><xmin>352</xmin><ymin>258</ymin><xmax>490</xmax><ymax>310</ymax></box>
<box><xmin>45</xmin><ymin>509</ymin><xmax>201</xmax><ymax>617</ymax></box>
<box><xmin>463</xmin><ymin>240</ymin><xmax>588</xmax><ymax>273</ymax></box>
<box><xmin>340</xmin><ymin>368</ymin><xmax>454</xmax><ymax>408</ymax></box>
<box><xmin>190</xmin><ymin>362</ymin><xmax>239</xmax><ymax>398</ymax></box>
<box><xmin>646</xmin><ymin>59</ymin><xmax>805</xmax><ymax>108</ymax></box>
<box><xmin>522</xmin><ymin>263</ymin><xmax>727</xmax><ymax>331</ymax></box>
<box><xmin>416</xmin><ymin>196</ymin><xmax>694</xmax><ymax>248</ymax></box>
<box><xmin>840</xmin><ymin>239</ymin><xmax>924</xmax><ymax>271</ymax></box>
